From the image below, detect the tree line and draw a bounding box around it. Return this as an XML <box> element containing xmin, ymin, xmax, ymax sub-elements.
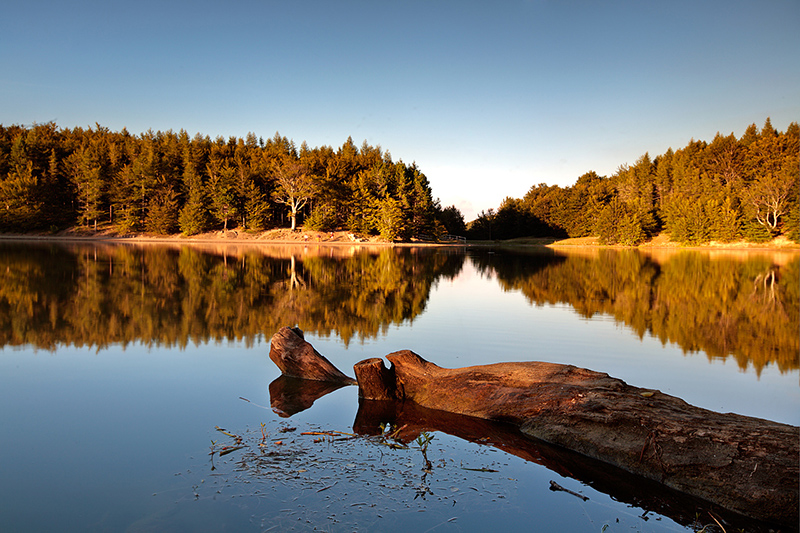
<box><xmin>467</xmin><ymin>118</ymin><xmax>799</xmax><ymax>244</ymax></box>
<box><xmin>1</xmin><ymin>118</ymin><xmax>795</xmax><ymax>244</ymax></box>
<box><xmin>0</xmin><ymin>123</ymin><xmax>467</xmax><ymax>240</ymax></box>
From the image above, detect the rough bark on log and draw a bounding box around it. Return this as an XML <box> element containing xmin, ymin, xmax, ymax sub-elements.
<box><xmin>351</xmin><ymin>397</ymin><xmax>761</xmax><ymax>530</ymax></box>
<box><xmin>383</xmin><ymin>350</ymin><xmax>799</xmax><ymax>528</ymax></box>
<box><xmin>268</xmin><ymin>326</ymin><xmax>356</xmax><ymax>384</ymax></box>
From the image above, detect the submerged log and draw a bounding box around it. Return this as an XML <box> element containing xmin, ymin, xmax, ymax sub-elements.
<box><xmin>383</xmin><ymin>350</ymin><xmax>798</xmax><ymax>528</ymax></box>
<box><xmin>351</xmin><ymin>398</ymin><xmax>778</xmax><ymax>532</ymax></box>
<box><xmin>268</xmin><ymin>326</ymin><xmax>356</xmax><ymax>385</ymax></box>
<box><xmin>267</xmin><ymin>328</ymin><xmax>798</xmax><ymax>528</ymax></box>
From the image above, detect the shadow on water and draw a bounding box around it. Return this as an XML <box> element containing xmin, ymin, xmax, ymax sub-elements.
<box><xmin>269</xmin><ymin>375</ymin><xmax>351</xmax><ymax>417</ymax></box>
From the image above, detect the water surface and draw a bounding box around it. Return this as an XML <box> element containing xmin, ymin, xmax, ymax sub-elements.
<box><xmin>0</xmin><ymin>242</ymin><xmax>796</xmax><ymax>532</ymax></box>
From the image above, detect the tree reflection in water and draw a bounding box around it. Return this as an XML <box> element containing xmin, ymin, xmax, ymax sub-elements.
<box><xmin>0</xmin><ymin>242</ymin><xmax>796</xmax><ymax>373</ymax></box>
<box><xmin>472</xmin><ymin>247</ymin><xmax>799</xmax><ymax>374</ymax></box>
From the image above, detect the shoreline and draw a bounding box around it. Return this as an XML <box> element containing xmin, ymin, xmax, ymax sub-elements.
<box><xmin>0</xmin><ymin>229</ymin><xmax>797</xmax><ymax>251</ymax></box>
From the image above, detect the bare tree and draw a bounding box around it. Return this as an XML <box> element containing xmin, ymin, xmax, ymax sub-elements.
<box><xmin>744</xmin><ymin>170</ymin><xmax>794</xmax><ymax>234</ymax></box>
<box><xmin>273</xmin><ymin>160</ymin><xmax>314</xmax><ymax>230</ymax></box>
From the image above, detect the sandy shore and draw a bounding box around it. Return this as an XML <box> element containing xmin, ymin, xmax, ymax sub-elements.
<box><xmin>0</xmin><ymin>227</ymin><xmax>797</xmax><ymax>251</ymax></box>
<box><xmin>0</xmin><ymin>228</ymin><xmax>393</xmax><ymax>245</ymax></box>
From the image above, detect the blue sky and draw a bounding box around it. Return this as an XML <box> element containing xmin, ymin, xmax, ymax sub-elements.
<box><xmin>2</xmin><ymin>0</ymin><xmax>798</xmax><ymax>221</ymax></box>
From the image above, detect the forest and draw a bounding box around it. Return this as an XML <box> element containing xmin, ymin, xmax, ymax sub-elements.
<box><xmin>0</xmin><ymin>123</ymin><xmax>459</xmax><ymax>240</ymax></box>
<box><xmin>0</xmin><ymin>118</ymin><xmax>797</xmax><ymax>244</ymax></box>
<box><xmin>467</xmin><ymin>118</ymin><xmax>799</xmax><ymax>244</ymax></box>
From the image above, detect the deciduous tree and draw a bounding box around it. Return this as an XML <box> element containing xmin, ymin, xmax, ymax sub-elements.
<box><xmin>273</xmin><ymin>160</ymin><xmax>314</xmax><ymax>231</ymax></box>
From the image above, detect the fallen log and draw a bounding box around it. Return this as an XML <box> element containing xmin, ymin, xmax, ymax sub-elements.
<box><xmin>268</xmin><ymin>327</ymin><xmax>799</xmax><ymax>528</ymax></box>
<box><xmin>383</xmin><ymin>350</ymin><xmax>799</xmax><ymax>527</ymax></box>
<box><xmin>268</xmin><ymin>326</ymin><xmax>356</xmax><ymax>385</ymax></box>
<box><xmin>350</xmin><ymin>397</ymin><xmax>773</xmax><ymax>531</ymax></box>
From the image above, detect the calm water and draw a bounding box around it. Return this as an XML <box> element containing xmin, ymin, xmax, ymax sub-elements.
<box><xmin>0</xmin><ymin>241</ymin><xmax>797</xmax><ymax>532</ymax></box>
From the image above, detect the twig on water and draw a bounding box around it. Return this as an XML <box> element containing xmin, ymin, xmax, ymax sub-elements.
<box><xmin>549</xmin><ymin>480</ymin><xmax>589</xmax><ymax>501</ymax></box>
<box><xmin>239</xmin><ymin>396</ymin><xmax>271</xmax><ymax>410</ymax></box>
<box><xmin>317</xmin><ymin>481</ymin><xmax>338</xmax><ymax>493</ymax></box>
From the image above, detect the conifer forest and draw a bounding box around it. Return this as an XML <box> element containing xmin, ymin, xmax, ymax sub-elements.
<box><xmin>0</xmin><ymin>118</ymin><xmax>797</xmax><ymax>244</ymax></box>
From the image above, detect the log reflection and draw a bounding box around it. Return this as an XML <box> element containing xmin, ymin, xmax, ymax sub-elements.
<box><xmin>268</xmin><ymin>376</ymin><xmax>778</xmax><ymax>532</ymax></box>
<box><xmin>268</xmin><ymin>375</ymin><xmax>351</xmax><ymax>417</ymax></box>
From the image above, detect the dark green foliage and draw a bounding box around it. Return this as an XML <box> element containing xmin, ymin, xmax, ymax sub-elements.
<box><xmin>0</xmin><ymin>125</ymin><xmax>59</xmax><ymax>230</ymax></box>
<box><xmin>466</xmin><ymin>209</ymin><xmax>495</xmax><ymax>240</ymax></box>
<box><xmin>435</xmin><ymin>204</ymin><xmax>466</xmax><ymax>236</ymax></box>
<box><xmin>784</xmin><ymin>198</ymin><xmax>800</xmax><ymax>244</ymax></box>
<box><xmin>0</xmin><ymin>124</ymin><xmax>439</xmax><ymax>240</ymax></box>
<box><xmin>557</xmin><ymin>171</ymin><xmax>608</xmax><ymax>237</ymax></box>
<box><xmin>491</xmin><ymin>197</ymin><xmax>551</xmax><ymax>240</ymax></box>
<box><xmin>741</xmin><ymin>219</ymin><xmax>774</xmax><ymax>243</ymax></box>
<box><xmin>478</xmin><ymin>119</ymin><xmax>797</xmax><ymax>245</ymax></box>
<box><xmin>521</xmin><ymin>183</ymin><xmax>567</xmax><ymax>237</ymax></box>
<box><xmin>304</xmin><ymin>203</ymin><xmax>338</xmax><ymax>232</ymax></box>
<box><xmin>1</xmin><ymin>120</ymin><xmax>795</xmax><ymax>245</ymax></box>
<box><xmin>594</xmin><ymin>198</ymin><xmax>647</xmax><ymax>246</ymax></box>
<box><xmin>146</xmin><ymin>184</ymin><xmax>180</xmax><ymax>234</ymax></box>
<box><xmin>179</xmin><ymin>196</ymin><xmax>210</xmax><ymax>236</ymax></box>
<box><xmin>0</xmin><ymin>158</ymin><xmax>42</xmax><ymax>230</ymax></box>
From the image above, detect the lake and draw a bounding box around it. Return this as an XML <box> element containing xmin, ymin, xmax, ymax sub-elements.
<box><xmin>0</xmin><ymin>241</ymin><xmax>797</xmax><ymax>532</ymax></box>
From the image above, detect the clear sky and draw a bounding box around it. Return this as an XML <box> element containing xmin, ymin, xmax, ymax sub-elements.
<box><xmin>2</xmin><ymin>0</ymin><xmax>798</xmax><ymax>221</ymax></box>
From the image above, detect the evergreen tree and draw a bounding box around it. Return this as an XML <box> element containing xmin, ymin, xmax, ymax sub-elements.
<box><xmin>1</xmin><ymin>119</ymin><xmax>793</xmax><ymax>245</ymax></box>
<box><xmin>741</xmin><ymin>118</ymin><xmax>796</xmax><ymax>236</ymax></box>
<box><xmin>436</xmin><ymin>204</ymin><xmax>466</xmax><ymax>236</ymax></box>
<box><xmin>66</xmin><ymin>143</ymin><xmax>107</xmax><ymax>230</ymax></box>
<box><xmin>178</xmin><ymin>134</ymin><xmax>210</xmax><ymax>236</ymax></box>
<box><xmin>0</xmin><ymin>158</ymin><xmax>40</xmax><ymax>229</ymax></box>
<box><xmin>179</xmin><ymin>181</ymin><xmax>210</xmax><ymax>236</ymax></box>
<box><xmin>0</xmin><ymin>135</ymin><xmax>44</xmax><ymax>229</ymax></box>
<box><xmin>146</xmin><ymin>180</ymin><xmax>180</xmax><ymax>234</ymax></box>
<box><xmin>206</xmin><ymin>158</ymin><xmax>237</xmax><ymax>231</ymax></box>
<box><xmin>559</xmin><ymin>171</ymin><xmax>605</xmax><ymax>237</ymax></box>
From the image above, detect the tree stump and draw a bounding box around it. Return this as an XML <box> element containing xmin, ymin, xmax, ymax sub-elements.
<box><xmin>353</xmin><ymin>357</ymin><xmax>397</xmax><ymax>400</ymax></box>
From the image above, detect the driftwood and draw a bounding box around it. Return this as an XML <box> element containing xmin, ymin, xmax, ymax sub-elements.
<box><xmin>268</xmin><ymin>327</ymin><xmax>799</xmax><ymax>528</ymax></box>
<box><xmin>268</xmin><ymin>326</ymin><xmax>356</xmax><ymax>385</ymax></box>
<box><xmin>349</xmin><ymin>396</ymin><xmax>775</xmax><ymax>531</ymax></box>
<box><xmin>267</xmin><ymin>373</ymin><xmax>783</xmax><ymax>532</ymax></box>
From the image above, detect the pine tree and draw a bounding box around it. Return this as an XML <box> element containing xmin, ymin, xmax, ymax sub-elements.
<box><xmin>0</xmin><ymin>135</ymin><xmax>43</xmax><ymax>229</ymax></box>
<box><xmin>741</xmin><ymin>118</ymin><xmax>796</xmax><ymax>236</ymax></box>
<box><xmin>206</xmin><ymin>159</ymin><xmax>237</xmax><ymax>231</ymax></box>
